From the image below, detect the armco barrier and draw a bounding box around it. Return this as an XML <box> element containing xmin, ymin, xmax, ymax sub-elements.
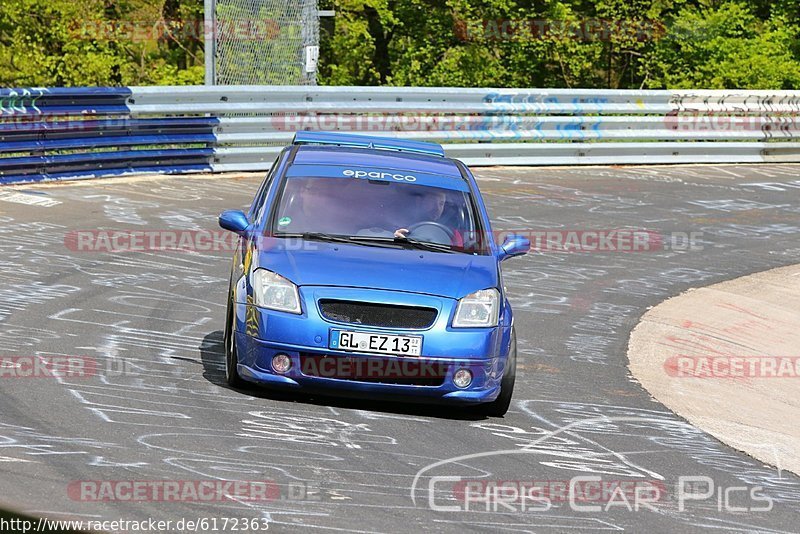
<box><xmin>1</xmin><ymin>86</ymin><xmax>799</xmax><ymax>184</ymax></box>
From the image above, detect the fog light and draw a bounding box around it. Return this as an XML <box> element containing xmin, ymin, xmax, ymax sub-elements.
<box><xmin>272</xmin><ymin>353</ymin><xmax>292</xmax><ymax>373</ymax></box>
<box><xmin>453</xmin><ymin>368</ymin><xmax>473</xmax><ymax>388</ymax></box>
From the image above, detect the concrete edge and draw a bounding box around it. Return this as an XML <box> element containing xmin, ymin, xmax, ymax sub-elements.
<box><xmin>627</xmin><ymin>263</ymin><xmax>800</xmax><ymax>476</ymax></box>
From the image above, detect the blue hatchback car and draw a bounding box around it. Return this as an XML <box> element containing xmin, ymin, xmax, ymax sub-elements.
<box><xmin>219</xmin><ymin>132</ymin><xmax>530</xmax><ymax>415</ymax></box>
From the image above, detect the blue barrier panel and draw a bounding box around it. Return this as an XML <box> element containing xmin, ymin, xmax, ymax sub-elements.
<box><xmin>0</xmin><ymin>134</ymin><xmax>217</xmax><ymax>154</ymax></box>
<box><xmin>0</xmin><ymin>87</ymin><xmax>132</xmax><ymax>97</ymax></box>
<box><xmin>0</xmin><ymin>117</ymin><xmax>219</xmax><ymax>142</ymax></box>
<box><xmin>0</xmin><ymin>87</ymin><xmax>217</xmax><ymax>183</ymax></box>
<box><xmin>0</xmin><ymin>164</ymin><xmax>213</xmax><ymax>185</ymax></box>
<box><xmin>0</xmin><ymin>88</ymin><xmax>133</xmax><ymax>117</ymax></box>
<box><xmin>0</xmin><ymin>148</ymin><xmax>213</xmax><ymax>176</ymax></box>
<box><xmin>0</xmin><ymin>105</ymin><xmax>131</xmax><ymax>117</ymax></box>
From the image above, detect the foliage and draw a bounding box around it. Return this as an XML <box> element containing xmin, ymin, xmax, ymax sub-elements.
<box><xmin>318</xmin><ymin>0</ymin><xmax>800</xmax><ymax>89</ymax></box>
<box><xmin>642</xmin><ymin>1</ymin><xmax>800</xmax><ymax>88</ymax></box>
<box><xmin>0</xmin><ymin>0</ymin><xmax>798</xmax><ymax>88</ymax></box>
<box><xmin>0</xmin><ymin>0</ymin><xmax>204</xmax><ymax>86</ymax></box>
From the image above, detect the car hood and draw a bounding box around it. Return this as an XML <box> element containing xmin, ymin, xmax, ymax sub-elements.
<box><xmin>254</xmin><ymin>239</ymin><xmax>498</xmax><ymax>299</ymax></box>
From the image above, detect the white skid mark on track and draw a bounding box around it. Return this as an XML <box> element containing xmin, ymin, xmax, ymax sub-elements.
<box><xmin>0</xmin><ymin>191</ymin><xmax>61</xmax><ymax>207</ymax></box>
<box><xmin>0</xmin><ymin>455</ymin><xmax>32</xmax><ymax>462</ymax></box>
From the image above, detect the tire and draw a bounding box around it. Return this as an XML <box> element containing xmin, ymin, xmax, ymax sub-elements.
<box><xmin>478</xmin><ymin>327</ymin><xmax>517</xmax><ymax>417</ymax></box>
<box><xmin>224</xmin><ymin>294</ymin><xmax>245</xmax><ymax>388</ymax></box>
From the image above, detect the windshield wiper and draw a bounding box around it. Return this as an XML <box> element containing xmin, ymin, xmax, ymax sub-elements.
<box><xmin>351</xmin><ymin>234</ymin><xmax>456</xmax><ymax>254</ymax></box>
<box><xmin>276</xmin><ymin>232</ymin><xmax>402</xmax><ymax>249</ymax></box>
<box><xmin>275</xmin><ymin>232</ymin><xmax>454</xmax><ymax>253</ymax></box>
<box><xmin>301</xmin><ymin>232</ymin><xmax>355</xmax><ymax>244</ymax></box>
<box><xmin>343</xmin><ymin>235</ymin><xmax>407</xmax><ymax>249</ymax></box>
<box><xmin>393</xmin><ymin>236</ymin><xmax>455</xmax><ymax>254</ymax></box>
<box><xmin>273</xmin><ymin>232</ymin><xmax>351</xmax><ymax>244</ymax></box>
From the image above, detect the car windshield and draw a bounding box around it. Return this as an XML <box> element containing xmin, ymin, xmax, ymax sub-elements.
<box><xmin>269</xmin><ymin>176</ymin><xmax>489</xmax><ymax>254</ymax></box>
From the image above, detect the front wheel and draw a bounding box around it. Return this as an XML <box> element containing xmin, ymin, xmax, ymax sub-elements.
<box><xmin>224</xmin><ymin>295</ymin><xmax>245</xmax><ymax>388</ymax></box>
<box><xmin>478</xmin><ymin>328</ymin><xmax>517</xmax><ymax>417</ymax></box>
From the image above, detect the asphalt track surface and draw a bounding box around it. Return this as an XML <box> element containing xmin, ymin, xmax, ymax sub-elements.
<box><xmin>1</xmin><ymin>164</ymin><xmax>800</xmax><ymax>533</ymax></box>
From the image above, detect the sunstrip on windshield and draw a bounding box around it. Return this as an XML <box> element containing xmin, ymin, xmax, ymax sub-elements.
<box><xmin>284</xmin><ymin>164</ymin><xmax>470</xmax><ymax>192</ymax></box>
<box><xmin>292</xmin><ymin>131</ymin><xmax>446</xmax><ymax>157</ymax></box>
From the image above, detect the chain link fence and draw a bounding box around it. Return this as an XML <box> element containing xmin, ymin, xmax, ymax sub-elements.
<box><xmin>210</xmin><ymin>0</ymin><xmax>318</xmax><ymax>85</ymax></box>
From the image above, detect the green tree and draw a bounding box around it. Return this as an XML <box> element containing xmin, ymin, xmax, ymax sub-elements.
<box><xmin>642</xmin><ymin>1</ymin><xmax>800</xmax><ymax>89</ymax></box>
<box><xmin>1</xmin><ymin>0</ymin><xmax>798</xmax><ymax>89</ymax></box>
<box><xmin>318</xmin><ymin>0</ymin><xmax>800</xmax><ymax>89</ymax></box>
<box><xmin>0</xmin><ymin>0</ymin><xmax>204</xmax><ymax>86</ymax></box>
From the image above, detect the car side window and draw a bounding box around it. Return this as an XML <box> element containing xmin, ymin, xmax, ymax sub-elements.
<box><xmin>249</xmin><ymin>154</ymin><xmax>282</xmax><ymax>221</ymax></box>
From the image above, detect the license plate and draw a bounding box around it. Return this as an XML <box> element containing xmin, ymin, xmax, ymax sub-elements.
<box><xmin>330</xmin><ymin>330</ymin><xmax>422</xmax><ymax>356</ymax></box>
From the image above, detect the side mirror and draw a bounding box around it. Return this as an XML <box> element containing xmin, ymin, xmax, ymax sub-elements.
<box><xmin>499</xmin><ymin>234</ymin><xmax>530</xmax><ymax>261</ymax></box>
<box><xmin>218</xmin><ymin>210</ymin><xmax>251</xmax><ymax>235</ymax></box>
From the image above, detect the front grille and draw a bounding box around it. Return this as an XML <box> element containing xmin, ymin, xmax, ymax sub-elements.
<box><xmin>300</xmin><ymin>353</ymin><xmax>447</xmax><ymax>386</ymax></box>
<box><xmin>318</xmin><ymin>299</ymin><xmax>438</xmax><ymax>329</ymax></box>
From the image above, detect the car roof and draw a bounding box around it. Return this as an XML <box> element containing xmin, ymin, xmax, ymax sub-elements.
<box><xmin>292</xmin><ymin>145</ymin><xmax>464</xmax><ymax>180</ymax></box>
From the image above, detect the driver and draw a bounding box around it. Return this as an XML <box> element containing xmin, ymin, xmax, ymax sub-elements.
<box><xmin>394</xmin><ymin>189</ymin><xmax>463</xmax><ymax>246</ymax></box>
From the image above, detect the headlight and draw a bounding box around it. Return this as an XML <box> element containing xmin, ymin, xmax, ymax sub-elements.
<box><xmin>453</xmin><ymin>288</ymin><xmax>500</xmax><ymax>328</ymax></box>
<box><xmin>252</xmin><ymin>269</ymin><xmax>301</xmax><ymax>314</ymax></box>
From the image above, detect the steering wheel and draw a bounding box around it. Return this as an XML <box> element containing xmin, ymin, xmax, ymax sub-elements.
<box><xmin>407</xmin><ymin>221</ymin><xmax>455</xmax><ymax>243</ymax></box>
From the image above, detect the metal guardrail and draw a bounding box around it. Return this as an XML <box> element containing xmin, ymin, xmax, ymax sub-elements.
<box><xmin>1</xmin><ymin>86</ymin><xmax>799</xmax><ymax>184</ymax></box>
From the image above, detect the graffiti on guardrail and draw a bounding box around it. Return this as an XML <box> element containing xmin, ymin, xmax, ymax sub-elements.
<box><xmin>0</xmin><ymin>88</ymin><xmax>46</xmax><ymax>116</ymax></box>
<box><xmin>668</xmin><ymin>92</ymin><xmax>800</xmax><ymax>111</ymax></box>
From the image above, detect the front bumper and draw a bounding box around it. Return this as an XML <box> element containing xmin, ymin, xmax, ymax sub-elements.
<box><xmin>232</xmin><ymin>286</ymin><xmax>509</xmax><ymax>404</ymax></box>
